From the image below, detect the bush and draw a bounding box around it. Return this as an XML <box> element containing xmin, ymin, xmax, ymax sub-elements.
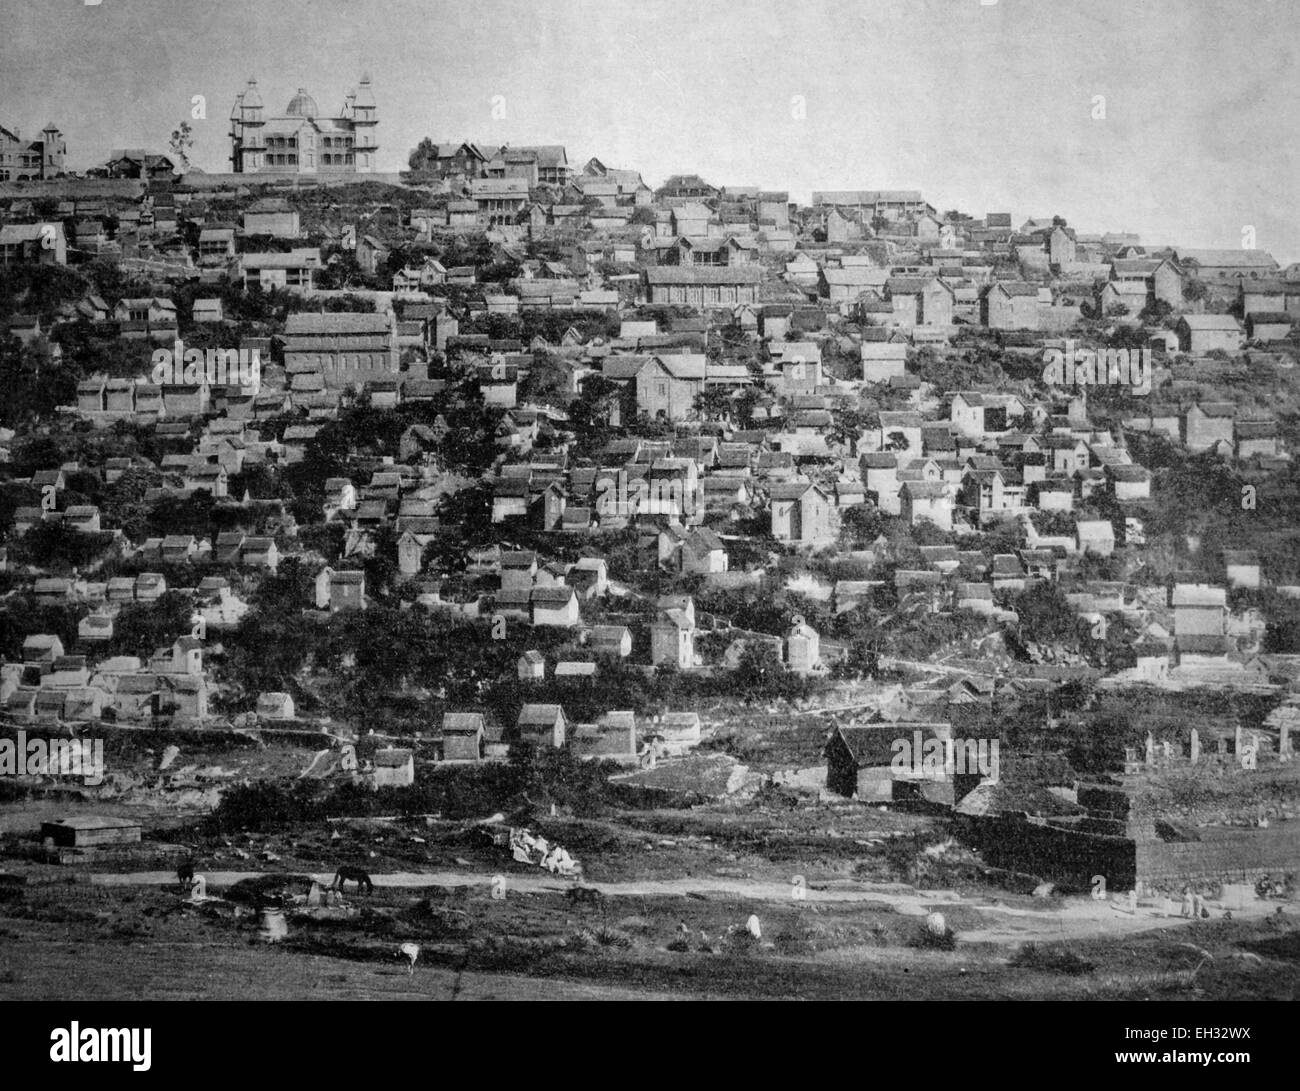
<box><xmin>910</xmin><ymin>924</ymin><xmax>958</xmax><ymax>952</ymax></box>
<box><xmin>1010</xmin><ymin>942</ymin><xmax>1094</xmax><ymax>974</ymax></box>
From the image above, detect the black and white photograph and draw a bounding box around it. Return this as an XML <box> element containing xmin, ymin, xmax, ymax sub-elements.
<box><xmin>0</xmin><ymin>0</ymin><xmax>1296</xmax><ymax>1041</ymax></box>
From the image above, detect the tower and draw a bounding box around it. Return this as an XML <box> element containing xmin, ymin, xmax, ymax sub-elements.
<box><xmin>229</xmin><ymin>78</ymin><xmax>265</xmax><ymax>172</ymax></box>
<box><xmin>349</xmin><ymin>74</ymin><xmax>378</xmax><ymax>173</ymax></box>
<box><xmin>40</xmin><ymin>123</ymin><xmax>65</xmax><ymax>178</ymax></box>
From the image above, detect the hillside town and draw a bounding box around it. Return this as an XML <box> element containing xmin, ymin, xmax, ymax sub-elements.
<box><xmin>2</xmin><ymin>70</ymin><xmax>1299</xmax><ymax>1004</ymax></box>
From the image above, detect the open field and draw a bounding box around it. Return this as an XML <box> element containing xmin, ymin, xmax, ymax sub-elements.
<box><xmin>2</xmin><ymin>794</ymin><xmax>1297</xmax><ymax>1001</ymax></box>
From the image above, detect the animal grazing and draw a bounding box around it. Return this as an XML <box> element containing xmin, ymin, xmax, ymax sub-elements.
<box><xmin>566</xmin><ymin>884</ymin><xmax>604</xmax><ymax>906</ymax></box>
<box><xmin>398</xmin><ymin>942</ymin><xmax>420</xmax><ymax>975</ymax></box>
<box><xmin>330</xmin><ymin>866</ymin><xmax>374</xmax><ymax>894</ymax></box>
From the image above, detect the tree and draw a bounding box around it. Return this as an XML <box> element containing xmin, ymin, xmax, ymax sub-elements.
<box><xmin>828</xmin><ymin>404</ymin><xmax>872</xmax><ymax>454</ymax></box>
<box><xmin>408</xmin><ymin>137</ymin><xmax>437</xmax><ymax>172</ymax></box>
<box><xmin>1012</xmin><ymin>582</ymin><xmax>1081</xmax><ymax>649</ymax></box>
<box><xmin>168</xmin><ymin>121</ymin><xmax>193</xmax><ymax>172</ymax></box>
<box><xmin>694</xmin><ymin>386</ymin><xmax>735</xmax><ymax>421</ymax></box>
<box><xmin>839</xmin><ymin>505</ymin><xmax>885</xmax><ymax>548</ymax></box>
<box><xmin>569</xmin><ymin>375</ymin><xmax>621</xmax><ymax>453</ymax></box>
<box><xmin>1140</xmin><ymin>299</ymin><xmax>1174</xmax><ymax>323</ymax></box>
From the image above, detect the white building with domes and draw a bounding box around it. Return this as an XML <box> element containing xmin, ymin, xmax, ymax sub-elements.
<box><xmin>229</xmin><ymin>76</ymin><xmax>378</xmax><ymax>175</ymax></box>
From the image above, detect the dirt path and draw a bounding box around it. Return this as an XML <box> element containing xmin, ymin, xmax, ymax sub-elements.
<box><xmin>84</xmin><ymin>868</ymin><xmax>1263</xmax><ymax>944</ymax></box>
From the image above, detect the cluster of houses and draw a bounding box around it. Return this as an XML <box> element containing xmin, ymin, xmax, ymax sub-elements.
<box><xmin>3</xmin><ymin>632</ymin><xmax>209</xmax><ymax>725</ymax></box>
<box><xmin>424</xmin><ymin>706</ymin><xmax>703</xmax><ymax>766</ymax></box>
<box><xmin>2</xmin><ymin>132</ymin><xmax>1297</xmax><ymax>784</ymax></box>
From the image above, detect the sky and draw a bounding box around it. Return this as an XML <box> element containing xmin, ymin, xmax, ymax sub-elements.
<box><xmin>3</xmin><ymin>0</ymin><xmax>1297</xmax><ymax>261</ymax></box>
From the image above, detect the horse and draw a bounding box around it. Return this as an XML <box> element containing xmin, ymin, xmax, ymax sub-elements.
<box><xmin>177</xmin><ymin>858</ymin><xmax>196</xmax><ymax>891</ymax></box>
<box><xmin>331</xmin><ymin>866</ymin><xmax>374</xmax><ymax>894</ymax></box>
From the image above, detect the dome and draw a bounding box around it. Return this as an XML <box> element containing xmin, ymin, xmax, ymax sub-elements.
<box><xmin>285</xmin><ymin>88</ymin><xmax>318</xmax><ymax>118</ymax></box>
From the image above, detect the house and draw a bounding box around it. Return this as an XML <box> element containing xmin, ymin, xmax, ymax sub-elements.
<box><xmin>197</xmin><ymin>226</ymin><xmax>236</xmax><ymax>264</ymax></box>
<box><xmin>500</xmin><ymin>550</ymin><xmax>538</xmax><ymax>591</ymax></box>
<box><xmin>0</xmin><ymin>222</ymin><xmax>67</xmax><ymax>266</ymax></box>
<box><xmin>315</xmin><ymin>568</ymin><xmax>366</xmax><ymax>611</ymax></box>
<box><xmin>241</xmin><ymin>537</ymin><xmax>280</xmax><ymax>571</ymax></box>
<box><xmin>23</xmin><ymin>635</ymin><xmax>65</xmax><ymax>666</ymax></box>
<box><xmin>1218</xmin><ymin>550</ymin><xmax>1261</xmax><ymax>591</ymax></box>
<box><xmin>1110</xmin><ymin>257</ymin><xmax>1184</xmax><ymax>307</ymax></box>
<box><xmin>256</xmin><ymin>692</ymin><xmax>296</xmax><ymax>720</ymax></box>
<box><xmin>821</xmin><ymin>264</ymin><xmax>884</xmax><ymax>301</ymax></box>
<box><xmin>1096</xmin><ymin>279</ymin><xmax>1149</xmax><ymax>319</ymax></box>
<box><xmin>242</xmin><ymin>199</ymin><xmax>301</xmax><ymax>238</ymax></box>
<box><xmin>354</xmin><ymin>234</ymin><xmax>390</xmax><ymax>277</ymax></box>
<box><xmin>0</xmin><ymin>121</ymin><xmax>65</xmax><ymax>181</ymax></box>
<box><xmin>949</xmin><ymin>393</ymin><xmax>1023</xmax><ymax>438</ymax></box>
<box><xmin>282</xmin><ymin>311</ymin><xmax>398</xmax><ymax>389</ymax></box>
<box><xmin>1171</xmin><ymin>584</ymin><xmax>1227</xmax><ymax>648</ymax></box>
<box><xmin>517</xmin><ymin>704</ymin><xmax>567</xmax><ymax>748</ymax></box>
<box><xmin>609</xmin><ymin>353</ymin><xmax>706</xmax><ymax>422</ymax></box>
<box><xmin>980</xmin><ymin>282</ymin><xmax>1040</xmax><ymax>330</ymax></box>
<box><xmin>78</xmin><ymin>614</ymin><xmax>114</xmax><ymax>643</ymax></box>
<box><xmin>589</xmin><ymin>625</ymin><xmax>633</xmax><ymax>658</ymax></box>
<box><xmin>1076</xmin><ymin>519</ymin><xmax>1115</xmax><ymax>556</ymax></box>
<box><xmin>678</xmin><ymin>526</ymin><xmax>728</xmax><ymax>574</ymax></box>
<box><xmin>134</xmin><ymin>573</ymin><xmax>166</xmax><ymax>602</ymax></box>
<box><xmin>239</xmin><ymin>248</ymin><xmax>321</xmax><ymax>291</ymax></box>
<box><xmin>1176</xmin><ymin>315</ymin><xmax>1244</xmax><ymax>354</ymax></box>
<box><xmin>650</xmin><ymin>711</ymin><xmax>702</xmax><ymax>757</ymax></box>
<box><xmin>441</xmin><ymin>713</ymin><xmax>486</xmax><ymax>762</ymax></box>
<box><xmin>39</xmin><ymin>816</ymin><xmax>141</xmax><ymax>850</ymax></box>
<box><xmin>1184</xmin><ymin>402</ymin><xmax>1235</xmax><ymax>452</ymax></box>
<box><xmin>887</xmin><ymin>276</ymin><xmax>954</xmax><ymax>327</ymax></box>
<box><xmin>1043</xmin><ymin>434</ymin><xmax>1090</xmax><ymax>474</ymax></box>
<box><xmin>879</xmin><ymin>410</ymin><xmax>925</xmax><ymax>454</ymax></box>
<box><xmin>991</xmin><ymin>553</ymin><xmax>1027</xmax><ymax>591</ymax></box>
<box><xmin>192</xmin><ymin>298</ymin><xmax>224</xmax><ymax>323</ymax></box>
<box><xmin>469</xmin><ymin>177</ymin><xmax>529</xmax><ymax>225</ymax></box>
<box><xmin>531</xmin><ymin>585</ymin><xmax>580</xmax><ymax>627</ymax></box>
<box><xmin>113</xmin><ymin>296</ymin><xmax>176</xmax><ymax>330</ymax></box>
<box><xmin>643</xmin><ymin>266</ymin><xmax>762</xmax><ymax>308</ymax></box>
<box><xmin>568</xmin><ymin>556</ymin><xmax>609</xmax><ymax>597</ymax></box>
<box><xmin>769</xmin><ymin>480</ymin><xmax>836</xmax><ymax>545</ymax></box>
<box><xmin>517</xmin><ymin>649</ymin><xmax>546</xmax><ymax>681</ymax></box>
<box><xmin>1245</xmin><ymin>311</ymin><xmax>1293</xmax><ymax>341</ymax></box>
<box><xmin>371</xmin><ymin>748</ymin><xmax>415</xmax><ymax>788</ymax></box>
<box><xmin>650</xmin><ymin>601</ymin><xmax>697</xmax><ymax>669</ymax></box>
<box><xmin>1172</xmin><ymin>247</ymin><xmax>1278</xmax><ymax>282</ymax></box>
<box><xmin>572</xmin><ymin>713</ymin><xmax>640</xmax><ymax>765</ymax></box>
<box><xmin>786</xmin><ymin>618</ymin><xmax>821</xmax><ymax>674</ymax></box>
<box><xmin>1235</xmin><ymin>419</ymin><xmax>1280</xmax><ymax>460</ymax></box>
<box><xmin>1106</xmin><ymin>463</ymin><xmax>1151</xmax><ymax>501</ymax></box>
<box><xmin>825</xmin><ymin>722</ymin><xmax>964</xmax><ymax>803</ymax></box>
<box><xmin>900</xmin><ymin>481</ymin><xmax>953</xmax><ymax>532</ymax></box>
<box><xmin>861</xmin><ymin>341</ymin><xmax>908</xmax><ymax>383</ymax></box>
<box><xmin>957</xmin><ymin>582</ymin><xmax>996</xmax><ymax>616</ymax></box>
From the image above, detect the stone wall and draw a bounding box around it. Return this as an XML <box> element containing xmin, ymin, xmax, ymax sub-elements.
<box><xmin>1134</xmin><ymin>825</ymin><xmax>1300</xmax><ymax>888</ymax></box>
